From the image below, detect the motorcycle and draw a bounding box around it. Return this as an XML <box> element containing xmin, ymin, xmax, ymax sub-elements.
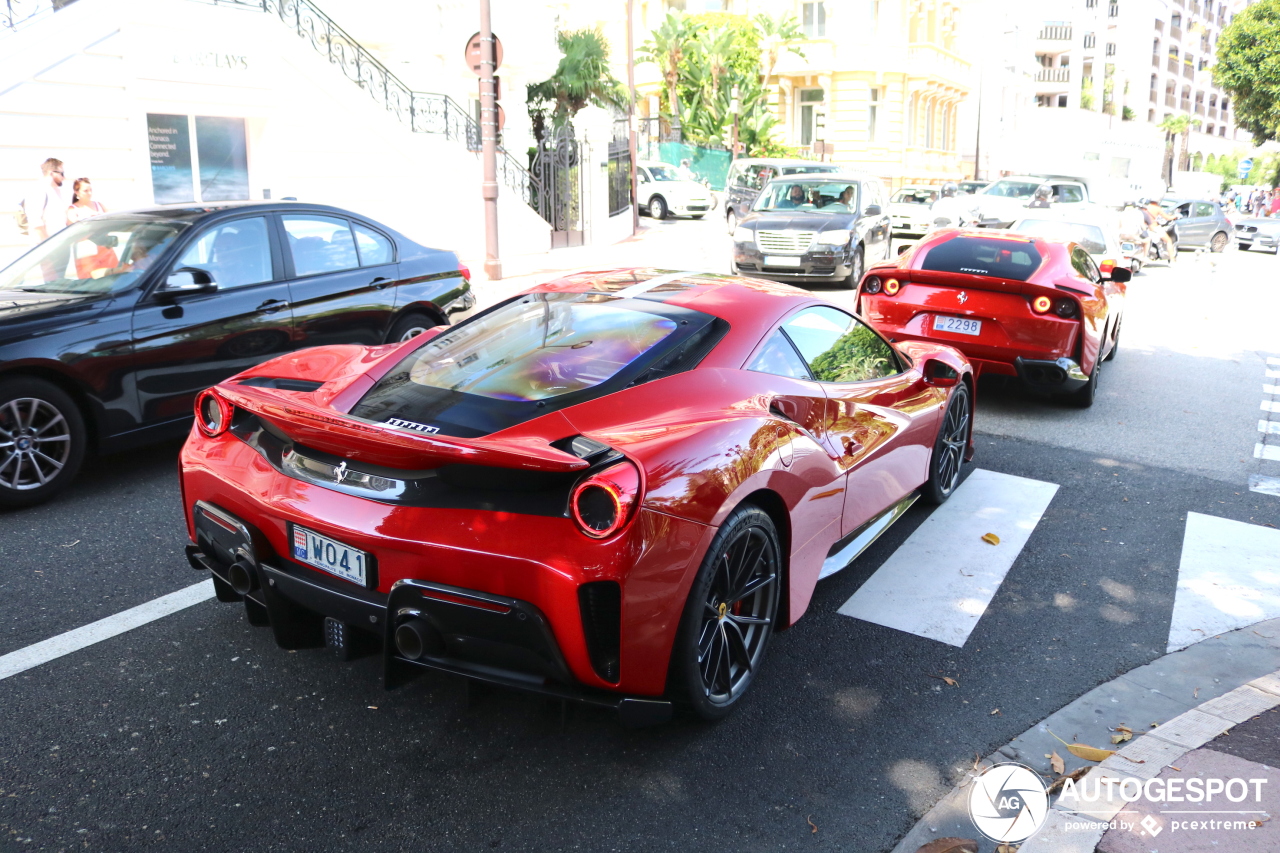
<box><xmin>1148</xmin><ymin>215</ymin><xmax>1180</xmax><ymax>263</ymax></box>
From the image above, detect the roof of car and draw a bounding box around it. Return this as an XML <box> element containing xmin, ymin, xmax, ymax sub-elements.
<box><xmin>762</xmin><ymin>171</ymin><xmax>881</xmax><ymax>184</ymax></box>
<box><xmin>94</xmin><ymin>200</ymin><xmax>358</xmax><ymax>222</ymax></box>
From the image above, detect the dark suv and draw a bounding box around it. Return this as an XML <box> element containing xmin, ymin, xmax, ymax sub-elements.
<box><xmin>730</xmin><ymin>172</ymin><xmax>892</xmax><ymax>289</ymax></box>
<box><xmin>722</xmin><ymin>158</ymin><xmax>843</xmax><ymax>232</ymax></box>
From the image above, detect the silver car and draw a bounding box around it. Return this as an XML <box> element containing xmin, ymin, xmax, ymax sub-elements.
<box><xmin>1160</xmin><ymin>198</ymin><xmax>1232</xmax><ymax>252</ymax></box>
<box><xmin>1234</xmin><ymin>218</ymin><xmax>1280</xmax><ymax>254</ymax></box>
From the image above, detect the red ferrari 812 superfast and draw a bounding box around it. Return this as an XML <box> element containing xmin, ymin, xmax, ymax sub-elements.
<box><xmin>180</xmin><ymin>268</ymin><xmax>974</xmax><ymax>724</ymax></box>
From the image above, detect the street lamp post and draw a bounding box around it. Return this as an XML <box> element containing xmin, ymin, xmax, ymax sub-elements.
<box><xmin>627</xmin><ymin>0</ymin><xmax>639</xmax><ymax>235</ymax></box>
<box><xmin>479</xmin><ymin>0</ymin><xmax>501</xmax><ymax>280</ymax></box>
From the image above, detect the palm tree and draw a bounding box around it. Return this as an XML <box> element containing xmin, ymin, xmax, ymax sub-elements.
<box><xmin>639</xmin><ymin>12</ymin><xmax>700</xmax><ymax>138</ymax></box>
<box><xmin>754</xmin><ymin>13</ymin><xmax>806</xmax><ymax>84</ymax></box>
<box><xmin>1158</xmin><ymin>114</ymin><xmax>1194</xmax><ymax>187</ymax></box>
<box><xmin>526</xmin><ymin>28</ymin><xmax>628</xmax><ymax>140</ymax></box>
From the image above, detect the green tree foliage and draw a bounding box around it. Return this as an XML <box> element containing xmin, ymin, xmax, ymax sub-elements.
<box><xmin>808</xmin><ymin>327</ymin><xmax>893</xmax><ymax>384</ymax></box>
<box><xmin>638</xmin><ymin>12</ymin><xmax>699</xmax><ymax>133</ymax></box>
<box><xmin>527</xmin><ymin>28</ymin><xmax>628</xmax><ymax>139</ymax></box>
<box><xmin>1214</xmin><ymin>0</ymin><xmax>1280</xmax><ymax>143</ymax></box>
<box><xmin>1158</xmin><ymin>113</ymin><xmax>1198</xmax><ymax>184</ymax></box>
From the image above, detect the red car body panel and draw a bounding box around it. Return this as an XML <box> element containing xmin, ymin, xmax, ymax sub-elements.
<box><xmin>179</xmin><ymin>269</ymin><xmax>975</xmax><ymax>707</ymax></box>
<box><xmin>858</xmin><ymin>230</ymin><xmax>1124</xmax><ymax>386</ymax></box>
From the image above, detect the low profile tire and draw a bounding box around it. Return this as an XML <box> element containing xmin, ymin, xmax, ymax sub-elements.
<box><xmin>1209</xmin><ymin>231</ymin><xmax>1228</xmax><ymax>253</ymax></box>
<box><xmin>669</xmin><ymin>504</ymin><xmax>781</xmax><ymax>721</ymax></box>
<box><xmin>1238</xmin><ymin>243</ymin><xmax>1250</xmax><ymax>252</ymax></box>
<box><xmin>1105</xmin><ymin>319</ymin><xmax>1121</xmax><ymax>362</ymax></box>
<box><xmin>1063</xmin><ymin>357</ymin><xmax>1100</xmax><ymax>409</ymax></box>
<box><xmin>385</xmin><ymin>312</ymin><xmax>437</xmax><ymax>344</ymax></box>
<box><xmin>841</xmin><ymin>245</ymin><xmax>865</xmax><ymax>290</ymax></box>
<box><xmin>923</xmin><ymin>382</ymin><xmax>970</xmax><ymax>505</ymax></box>
<box><xmin>0</xmin><ymin>377</ymin><xmax>87</xmax><ymax>509</ymax></box>
<box><xmin>649</xmin><ymin>195</ymin><xmax>668</xmax><ymax>220</ymax></box>
<box><xmin>725</xmin><ymin>208</ymin><xmax>738</xmax><ymax>233</ymax></box>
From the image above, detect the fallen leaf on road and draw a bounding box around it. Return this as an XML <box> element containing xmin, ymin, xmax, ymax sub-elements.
<box><xmin>1194</xmin><ymin>687</ymin><xmax>1200</xmax><ymax>698</ymax></box>
<box><xmin>996</xmin><ymin>845</ymin><xmax>1020</xmax><ymax>853</ymax></box>
<box><xmin>926</xmin><ymin>673</ymin><xmax>959</xmax><ymax>687</ymax></box>
<box><xmin>61</xmin><ymin>540</ymin><xmax>79</xmax><ymax>547</ymax></box>
<box><xmin>981</xmin><ymin>533</ymin><xmax>1001</xmax><ymax>546</ymax></box>
<box><xmin>990</xmin><ymin>708</ymin><xmax>1001</xmax><ymax>715</ymax></box>
<box><xmin>806</xmin><ymin>815</ymin><xmax>818</xmax><ymax>834</ymax></box>
<box><xmin>1050</xmin><ymin>751</ymin><xmax>1065</xmax><ymax>774</ymax></box>
<box><xmin>1111</xmin><ymin>732</ymin><xmax>1132</xmax><ymax>744</ymax></box>
<box><xmin>1118</xmin><ymin>754</ymin><xmax>1145</xmax><ymax>764</ymax></box>
<box><xmin>1151</xmin><ymin>722</ymin><xmax>1159</xmax><ymax>728</ymax></box>
<box><xmin>1046</xmin><ymin>766</ymin><xmax>1091</xmax><ymax>795</ymax></box>
<box><xmin>1047</xmin><ymin>729</ymin><xmax>1114</xmax><ymax>762</ymax></box>
<box><xmin>913</xmin><ymin>839</ymin><xmax>977</xmax><ymax>853</ymax></box>
<box><xmin>1255</xmin><ymin>631</ymin><xmax>1275</xmax><ymax>639</ymax></box>
<box><xmin>1114</xmin><ymin>725</ymin><xmax>1133</xmax><ymax>734</ymax></box>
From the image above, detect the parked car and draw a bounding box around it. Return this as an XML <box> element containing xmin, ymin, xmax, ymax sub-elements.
<box><xmin>958</xmin><ymin>180</ymin><xmax>990</xmax><ymax>195</ymax></box>
<box><xmin>857</xmin><ymin>228</ymin><xmax>1128</xmax><ymax>408</ymax></box>
<box><xmin>1235</xmin><ymin>218</ymin><xmax>1280</xmax><ymax>254</ymax></box>
<box><xmin>1010</xmin><ymin>209</ymin><xmax>1144</xmax><ymax>273</ymax></box>
<box><xmin>722</xmin><ymin>158</ymin><xmax>843</xmax><ymax>232</ymax></box>
<box><xmin>1160</xmin><ymin>198</ymin><xmax>1232</xmax><ymax>252</ymax></box>
<box><xmin>637</xmin><ymin>162</ymin><xmax>712</xmax><ymax>220</ymax></box>
<box><xmin>730</xmin><ymin>173</ymin><xmax>892</xmax><ymax>289</ymax></box>
<box><xmin>970</xmin><ymin>176</ymin><xmax>1091</xmax><ymax>228</ymax></box>
<box><xmin>0</xmin><ymin>201</ymin><xmax>472</xmax><ymax>507</ymax></box>
<box><xmin>180</xmin><ymin>268</ymin><xmax>974</xmax><ymax>724</ymax></box>
<box><xmin>889</xmin><ymin>185</ymin><xmax>940</xmax><ymax>238</ymax></box>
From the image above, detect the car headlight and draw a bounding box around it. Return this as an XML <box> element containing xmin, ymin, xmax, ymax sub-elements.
<box><xmin>1121</xmin><ymin>242</ymin><xmax>1135</xmax><ymax>252</ymax></box>
<box><xmin>817</xmin><ymin>229</ymin><xmax>851</xmax><ymax>246</ymax></box>
<box><xmin>732</xmin><ymin>226</ymin><xmax>754</xmax><ymax>243</ymax></box>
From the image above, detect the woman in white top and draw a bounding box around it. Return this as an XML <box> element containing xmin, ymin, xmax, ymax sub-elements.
<box><xmin>66</xmin><ymin>178</ymin><xmax>106</xmax><ymax>225</ymax></box>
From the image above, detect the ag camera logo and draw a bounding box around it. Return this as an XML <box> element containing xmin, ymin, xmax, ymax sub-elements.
<box><xmin>967</xmin><ymin>762</ymin><xmax>1050</xmax><ymax>843</ymax></box>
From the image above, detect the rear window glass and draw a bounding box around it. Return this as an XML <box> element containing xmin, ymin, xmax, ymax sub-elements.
<box><xmin>397</xmin><ymin>293</ymin><xmax>677</xmax><ymax>402</ymax></box>
<box><xmin>1012</xmin><ymin>219</ymin><xmax>1107</xmax><ymax>254</ymax></box>
<box><xmin>920</xmin><ymin>236</ymin><xmax>1045</xmax><ymax>281</ymax></box>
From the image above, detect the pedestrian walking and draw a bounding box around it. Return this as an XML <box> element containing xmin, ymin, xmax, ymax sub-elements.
<box><xmin>65</xmin><ymin>177</ymin><xmax>106</xmax><ymax>225</ymax></box>
<box><xmin>25</xmin><ymin>157</ymin><xmax>69</xmax><ymax>243</ymax></box>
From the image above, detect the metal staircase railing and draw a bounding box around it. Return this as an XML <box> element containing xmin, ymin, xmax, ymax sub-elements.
<box><xmin>3</xmin><ymin>0</ymin><xmax>543</xmax><ymax>215</ymax></box>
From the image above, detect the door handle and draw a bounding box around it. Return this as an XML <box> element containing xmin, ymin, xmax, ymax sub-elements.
<box><xmin>257</xmin><ymin>299</ymin><xmax>289</xmax><ymax>314</ymax></box>
<box><xmin>769</xmin><ymin>399</ymin><xmax>799</xmax><ymax>423</ymax></box>
<box><xmin>842</xmin><ymin>435</ymin><xmax>863</xmax><ymax>457</ymax></box>
<box><xmin>371</xmin><ymin>277</ymin><xmax>391</xmax><ymax>289</ymax></box>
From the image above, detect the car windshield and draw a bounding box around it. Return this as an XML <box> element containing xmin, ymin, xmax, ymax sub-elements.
<box><xmin>980</xmin><ymin>180</ymin><xmax>1041</xmax><ymax>199</ymax></box>
<box><xmin>920</xmin><ymin>235</ymin><xmax>1046</xmax><ymax>281</ymax></box>
<box><xmin>0</xmin><ymin>218</ymin><xmax>187</xmax><ymax>295</ymax></box>
<box><xmin>1012</xmin><ymin>219</ymin><xmax>1108</xmax><ymax>254</ymax></box>
<box><xmin>647</xmin><ymin>165</ymin><xmax>687</xmax><ymax>182</ymax></box>
<box><xmin>893</xmin><ymin>189</ymin><xmax>936</xmax><ymax>205</ymax></box>
<box><xmin>753</xmin><ymin>180</ymin><xmax>859</xmax><ymax>213</ymax></box>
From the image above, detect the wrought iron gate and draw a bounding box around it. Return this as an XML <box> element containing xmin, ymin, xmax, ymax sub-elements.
<box><xmin>532</xmin><ymin>126</ymin><xmax>585</xmax><ymax>249</ymax></box>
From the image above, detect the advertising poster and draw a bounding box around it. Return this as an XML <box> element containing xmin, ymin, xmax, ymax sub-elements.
<box><xmin>195</xmin><ymin>116</ymin><xmax>249</xmax><ymax>202</ymax></box>
<box><xmin>147</xmin><ymin>114</ymin><xmax>194</xmax><ymax>204</ymax></box>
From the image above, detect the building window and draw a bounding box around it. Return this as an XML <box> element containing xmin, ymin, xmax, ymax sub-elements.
<box><xmin>798</xmin><ymin>88</ymin><xmax>825</xmax><ymax>146</ymax></box>
<box><xmin>1171</xmin><ymin>12</ymin><xmax>1181</xmax><ymax>27</ymax></box>
<box><xmin>925</xmin><ymin>99</ymin><xmax>936</xmax><ymax>148</ymax></box>
<box><xmin>801</xmin><ymin>2</ymin><xmax>826</xmax><ymax>38</ymax></box>
<box><xmin>868</xmin><ymin>88</ymin><xmax>880</xmax><ymax>143</ymax></box>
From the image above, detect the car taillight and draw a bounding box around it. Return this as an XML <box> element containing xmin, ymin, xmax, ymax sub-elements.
<box><xmin>883</xmin><ymin>278</ymin><xmax>901</xmax><ymax>296</ymax></box>
<box><xmin>1031</xmin><ymin>295</ymin><xmax>1053</xmax><ymax>314</ymax></box>
<box><xmin>863</xmin><ymin>276</ymin><xmax>882</xmax><ymax>294</ymax></box>
<box><xmin>195</xmin><ymin>389</ymin><xmax>233</xmax><ymax>437</ymax></box>
<box><xmin>458</xmin><ymin>263</ymin><xmax>471</xmax><ymax>283</ymax></box>
<box><xmin>571</xmin><ymin>461</ymin><xmax>641</xmax><ymax>539</ymax></box>
<box><xmin>1054</xmin><ymin>298</ymin><xmax>1077</xmax><ymax>318</ymax></box>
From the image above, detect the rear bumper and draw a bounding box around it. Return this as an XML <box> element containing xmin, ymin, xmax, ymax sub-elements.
<box><xmin>733</xmin><ymin>245</ymin><xmax>853</xmax><ymax>283</ymax></box>
<box><xmin>185</xmin><ymin>505</ymin><xmax>675</xmax><ymax>727</ymax></box>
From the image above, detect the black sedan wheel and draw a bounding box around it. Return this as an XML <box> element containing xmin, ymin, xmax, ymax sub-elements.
<box><xmin>923</xmin><ymin>383</ymin><xmax>970</xmax><ymax>504</ymax></box>
<box><xmin>841</xmin><ymin>245</ymin><xmax>864</xmax><ymax>290</ymax></box>
<box><xmin>671</xmin><ymin>505</ymin><xmax>780</xmax><ymax>720</ymax></box>
<box><xmin>386</xmin><ymin>312</ymin><xmax>437</xmax><ymax>344</ymax></box>
<box><xmin>0</xmin><ymin>378</ymin><xmax>87</xmax><ymax>508</ymax></box>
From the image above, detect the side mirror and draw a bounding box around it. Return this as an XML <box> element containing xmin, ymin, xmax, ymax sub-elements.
<box><xmin>161</xmin><ymin>267</ymin><xmax>217</xmax><ymax>295</ymax></box>
<box><xmin>97</xmin><ymin>234</ymin><xmax>119</xmax><ymax>249</ymax></box>
<box><xmin>639</xmin><ymin>173</ymin><xmax>650</xmax><ymax>183</ymax></box>
<box><xmin>1106</xmin><ymin>266</ymin><xmax>1132</xmax><ymax>283</ymax></box>
<box><xmin>923</xmin><ymin>358</ymin><xmax>961</xmax><ymax>388</ymax></box>
<box><xmin>864</xmin><ymin>204</ymin><xmax>882</xmax><ymax>216</ymax></box>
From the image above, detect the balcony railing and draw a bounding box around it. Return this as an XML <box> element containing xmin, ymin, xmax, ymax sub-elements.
<box><xmin>1108</xmin><ymin>1</ymin><xmax>1119</xmax><ymax>17</ymax></box>
<box><xmin>1168</xmin><ymin>57</ymin><xmax>1180</xmax><ymax>72</ymax></box>
<box><xmin>1150</xmin><ymin>89</ymin><xmax>1158</xmax><ymax>102</ymax></box>
<box><xmin>1155</xmin><ymin>18</ymin><xmax>1164</xmax><ymax>33</ymax></box>
<box><xmin>906</xmin><ymin>43</ymin><xmax>972</xmax><ymax>83</ymax></box>
<box><xmin>1152</xmin><ymin>53</ymin><xmax>1160</xmax><ymax>66</ymax></box>
<box><xmin>1036</xmin><ymin>67</ymin><xmax>1070</xmax><ymax>82</ymax></box>
<box><xmin>1195</xmin><ymin>104</ymin><xmax>1205</xmax><ymax>115</ymax></box>
<box><xmin>1084</xmin><ymin>33</ymin><xmax>1097</xmax><ymax>49</ymax></box>
<box><xmin>1166</xmin><ymin>93</ymin><xmax>1177</xmax><ymax>107</ymax></box>
<box><xmin>1180</xmin><ymin>98</ymin><xmax>1191</xmax><ymax>111</ymax></box>
<box><xmin>1039</xmin><ymin>24</ymin><xmax>1072</xmax><ymax>40</ymax></box>
<box><xmin>1183</xmin><ymin>63</ymin><xmax>1194</xmax><ymax>79</ymax></box>
<box><xmin>1170</xmin><ymin>25</ymin><xmax>1182</xmax><ymax>40</ymax></box>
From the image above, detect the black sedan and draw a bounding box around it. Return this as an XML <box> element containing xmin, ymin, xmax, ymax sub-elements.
<box><xmin>1235</xmin><ymin>217</ymin><xmax>1280</xmax><ymax>254</ymax></box>
<box><xmin>729</xmin><ymin>173</ymin><xmax>892</xmax><ymax>289</ymax></box>
<box><xmin>0</xmin><ymin>201</ymin><xmax>472</xmax><ymax>507</ymax></box>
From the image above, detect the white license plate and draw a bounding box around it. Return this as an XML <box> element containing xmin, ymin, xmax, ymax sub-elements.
<box><xmin>934</xmin><ymin>315</ymin><xmax>982</xmax><ymax>336</ymax></box>
<box><xmin>291</xmin><ymin>525</ymin><xmax>368</xmax><ymax>585</ymax></box>
<box><xmin>764</xmin><ymin>255</ymin><xmax>803</xmax><ymax>267</ymax></box>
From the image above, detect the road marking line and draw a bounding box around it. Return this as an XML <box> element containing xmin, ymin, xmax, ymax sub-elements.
<box><xmin>1264</xmin><ymin>401</ymin><xmax>1280</xmax><ymax>414</ymax></box>
<box><xmin>1259</xmin><ymin>421</ymin><xmax>1280</xmax><ymax>435</ymax></box>
<box><xmin>1265</xmin><ymin>384</ymin><xmax>1280</xmax><ymax>396</ymax></box>
<box><xmin>1269</xmin><ymin>357</ymin><xmax>1280</xmax><ymax>367</ymax></box>
<box><xmin>1167</xmin><ymin>513</ymin><xmax>1280</xmax><ymax>653</ymax></box>
<box><xmin>1267</xmin><ymin>369</ymin><xmax>1280</xmax><ymax>379</ymax></box>
<box><xmin>1256</xmin><ymin>443</ymin><xmax>1280</xmax><ymax>462</ymax></box>
<box><xmin>1250</xmin><ymin>474</ymin><xmax>1280</xmax><ymax>497</ymax></box>
<box><xmin>0</xmin><ymin>580</ymin><xmax>215</xmax><ymax>681</ymax></box>
<box><xmin>836</xmin><ymin>468</ymin><xmax>1058</xmax><ymax>648</ymax></box>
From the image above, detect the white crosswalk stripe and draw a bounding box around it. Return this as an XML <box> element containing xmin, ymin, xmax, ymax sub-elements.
<box><xmin>1167</xmin><ymin>513</ymin><xmax>1280</xmax><ymax>653</ymax></box>
<box><xmin>1256</xmin><ymin>444</ymin><xmax>1280</xmax><ymax>462</ymax></box>
<box><xmin>837</xmin><ymin>469</ymin><xmax>1059</xmax><ymax>647</ymax></box>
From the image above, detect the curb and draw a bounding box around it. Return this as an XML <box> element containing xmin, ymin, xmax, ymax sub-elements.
<box><xmin>888</xmin><ymin>617</ymin><xmax>1280</xmax><ymax>853</ymax></box>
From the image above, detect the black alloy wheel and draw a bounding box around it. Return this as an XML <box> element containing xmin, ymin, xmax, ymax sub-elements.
<box><xmin>923</xmin><ymin>382</ymin><xmax>970</xmax><ymax>504</ymax></box>
<box><xmin>386</xmin><ymin>312</ymin><xmax>437</xmax><ymax>344</ymax></box>
<box><xmin>649</xmin><ymin>195</ymin><xmax>668</xmax><ymax>220</ymax></box>
<box><xmin>671</xmin><ymin>505</ymin><xmax>781</xmax><ymax>720</ymax></box>
<box><xmin>841</xmin><ymin>245</ymin><xmax>864</xmax><ymax>290</ymax></box>
<box><xmin>0</xmin><ymin>377</ymin><xmax>87</xmax><ymax>509</ymax></box>
<box><xmin>1210</xmin><ymin>231</ymin><xmax>1229</xmax><ymax>253</ymax></box>
<box><xmin>725</xmin><ymin>208</ymin><xmax>738</xmax><ymax>234</ymax></box>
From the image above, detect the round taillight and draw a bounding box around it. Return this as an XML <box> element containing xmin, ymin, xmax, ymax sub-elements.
<box><xmin>863</xmin><ymin>276</ymin><xmax>882</xmax><ymax>294</ymax></box>
<box><xmin>571</xmin><ymin>461</ymin><xmax>641</xmax><ymax>539</ymax></box>
<box><xmin>1055</xmin><ymin>298</ymin><xmax>1077</xmax><ymax>318</ymax></box>
<box><xmin>1031</xmin><ymin>295</ymin><xmax>1053</xmax><ymax>314</ymax></box>
<box><xmin>195</xmin><ymin>389</ymin><xmax>233</xmax><ymax>437</ymax></box>
<box><xmin>883</xmin><ymin>278</ymin><xmax>901</xmax><ymax>295</ymax></box>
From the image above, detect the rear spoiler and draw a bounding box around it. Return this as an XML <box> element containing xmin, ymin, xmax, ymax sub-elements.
<box><xmin>903</xmin><ymin>269</ymin><xmax>1081</xmax><ymax>299</ymax></box>
<box><xmin>216</xmin><ymin>383</ymin><xmax>589</xmax><ymax>473</ymax></box>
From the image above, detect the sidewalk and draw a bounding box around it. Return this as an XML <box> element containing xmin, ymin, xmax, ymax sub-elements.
<box><xmin>895</xmin><ymin>618</ymin><xmax>1280</xmax><ymax>853</ymax></box>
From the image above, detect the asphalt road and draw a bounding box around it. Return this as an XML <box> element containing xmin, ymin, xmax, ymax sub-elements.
<box><xmin>1</xmin><ymin>221</ymin><xmax>1277</xmax><ymax>852</ymax></box>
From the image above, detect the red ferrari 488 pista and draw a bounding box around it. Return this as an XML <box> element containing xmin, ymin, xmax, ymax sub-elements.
<box><xmin>180</xmin><ymin>268</ymin><xmax>974</xmax><ymax>724</ymax></box>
